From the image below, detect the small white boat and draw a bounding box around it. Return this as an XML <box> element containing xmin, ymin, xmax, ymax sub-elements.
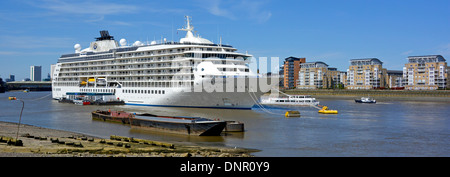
<box><xmin>73</xmin><ymin>99</ymin><xmax>90</xmax><ymax>105</ymax></box>
<box><xmin>355</xmin><ymin>97</ymin><xmax>376</xmax><ymax>103</ymax></box>
<box><xmin>261</xmin><ymin>95</ymin><xmax>319</xmax><ymax>106</ymax></box>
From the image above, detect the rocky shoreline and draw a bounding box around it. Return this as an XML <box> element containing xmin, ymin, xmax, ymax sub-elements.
<box><xmin>0</xmin><ymin>121</ymin><xmax>257</xmax><ymax>157</ymax></box>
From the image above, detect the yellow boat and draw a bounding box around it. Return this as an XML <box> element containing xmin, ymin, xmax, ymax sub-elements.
<box><xmin>318</xmin><ymin>106</ymin><xmax>338</xmax><ymax>114</ymax></box>
<box><xmin>285</xmin><ymin>111</ymin><xmax>300</xmax><ymax>117</ymax></box>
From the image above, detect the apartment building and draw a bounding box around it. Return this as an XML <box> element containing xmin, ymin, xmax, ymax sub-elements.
<box><xmin>403</xmin><ymin>55</ymin><xmax>448</xmax><ymax>90</ymax></box>
<box><xmin>325</xmin><ymin>67</ymin><xmax>343</xmax><ymax>89</ymax></box>
<box><xmin>297</xmin><ymin>61</ymin><xmax>343</xmax><ymax>89</ymax></box>
<box><xmin>346</xmin><ymin>58</ymin><xmax>387</xmax><ymax>89</ymax></box>
<box><xmin>339</xmin><ymin>71</ymin><xmax>347</xmax><ymax>88</ymax></box>
<box><xmin>385</xmin><ymin>70</ymin><xmax>404</xmax><ymax>89</ymax></box>
<box><xmin>282</xmin><ymin>56</ymin><xmax>306</xmax><ymax>89</ymax></box>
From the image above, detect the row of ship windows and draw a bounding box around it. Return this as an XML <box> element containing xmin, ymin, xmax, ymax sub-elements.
<box><xmin>275</xmin><ymin>100</ymin><xmax>313</xmax><ymax>103</ymax></box>
<box><xmin>63</xmin><ymin>48</ymin><xmax>236</xmax><ymax>66</ymax></box>
<box><xmin>61</xmin><ymin>59</ymin><xmax>245</xmax><ymax>71</ymax></box>
<box><xmin>80</xmin><ymin>88</ymin><xmax>115</xmax><ymax>93</ymax></box>
<box><xmin>117</xmin><ymin>48</ymin><xmax>233</xmax><ymax>58</ymax></box>
<box><xmin>123</xmin><ymin>89</ymin><xmax>165</xmax><ymax>94</ymax></box>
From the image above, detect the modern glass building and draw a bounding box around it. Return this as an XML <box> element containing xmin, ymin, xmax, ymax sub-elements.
<box><xmin>30</xmin><ymin>66</ymin><xmax>42</xmax><ymax>81</ymax></box>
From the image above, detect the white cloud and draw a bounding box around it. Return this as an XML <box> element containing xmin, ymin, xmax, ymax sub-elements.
<box><xmin>0</xmin><ymin>36</ymin><xmax>74</xmax><ymax>49</ymax></box>
<box><xmin>401</xmin><ymin>50</ymin><xmax>414</xmax><ymax>55</ymax></box>
<box><xmin>111</xmin><ymin>21</ymin><xmax>133</xmax><ymax>26</ymax></box>
<box><xmin>240</xmin><ymin>0</ymin><xmax>272</xmax><ymax>23</ymax></box>
<box><xmin>0</xmin><ymin>51</ymin><xmax>19</xmax><ymax>56</ymax></box>
<box><xmin>206</xmin><ymin>0</ymin><xmax>236</xmax><ymax>19</ymax></box>
<box><xmin>198</xmin><ymin>0</ymin><xmax>272</xmax><ymax>23</ymax></box>
<box><xmin>25</xmin><ymin>0</ymin><xmax>187</xmax><ymax>26</ymax></box>
<box><xmin>35</xmin><ymin>0</ymin><xmax>139</xmax><ymax>16</ymax></box>
<box><xmin>315</xmin><ymin>52</ymin><xmax>344</xmax><ymax>59</ymax></box>
<box><xmin>437</xmin><ymin>43</ymin><xmax>450</xmax><ymax>55</ymax></box>
<box><xmin>84</xmin><ymin>16</ymin><xmax>105</xmax><ymax>23</ymax></box>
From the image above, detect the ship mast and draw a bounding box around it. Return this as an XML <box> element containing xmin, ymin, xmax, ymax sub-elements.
<box><xmin>178</xmin><ymin>16</ymin><xmax>194</xmax><ymax>38</ymax></box>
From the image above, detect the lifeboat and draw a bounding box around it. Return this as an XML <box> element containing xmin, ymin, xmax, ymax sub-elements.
<box><xmin>97</xmin><ymin>77</ymin><xmax>106</xmax><ymax>86</ymax></box>
<box><xmin>318</xmin><ymin>106</ymin><xmax>338</xmax><ymax>114</ymax></box>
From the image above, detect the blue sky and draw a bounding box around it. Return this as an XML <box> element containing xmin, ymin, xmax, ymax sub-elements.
<box><xmin>0</xmin><ymin>0</ymin><xmax>449</xmax><ymax>81</ymax></box>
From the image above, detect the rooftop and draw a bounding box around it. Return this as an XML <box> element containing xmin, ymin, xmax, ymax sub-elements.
<box><xmin>407</xmin><ymin>55</ymin><xmax>446</xmax><ymax>63</ymax></box>
<box><xmin>300</xmin><ymin>61</ymin><xmax>329</xmax><ymax>68</ymax></box>
<box><xmin>350</xmin><ymin>58</ymin><xmax>383</xmax><ymax>66</ymax></box>
<box><xmin>284</xmin><ymin>56</ymin><xmax>304</xmax><ymax>62</ymax></box>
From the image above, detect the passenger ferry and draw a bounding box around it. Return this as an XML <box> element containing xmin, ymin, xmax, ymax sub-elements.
<box><xmin>260</xmin><ymin>95</ymin><xmax>319</xmax><ymax>106</ymax></box>
<box><xmin>51</xmin><ymin>16</ymin><xmax>276</xmax><ymax>109</ymax></box>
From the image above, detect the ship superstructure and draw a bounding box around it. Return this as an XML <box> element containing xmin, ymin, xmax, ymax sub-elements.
<box><xmin>52</xmin><ymin>16</ymin><xmax>275</xmax><ymax>109</ymax></box>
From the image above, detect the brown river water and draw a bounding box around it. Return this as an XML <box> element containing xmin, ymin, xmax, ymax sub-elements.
<box><xmin>1</xmin><ymin>91</ymin><xmax>449</xmax><ymax>156</ymax></box>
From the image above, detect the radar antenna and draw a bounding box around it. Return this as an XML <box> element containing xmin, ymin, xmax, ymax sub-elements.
<box><xmin>177</xmin><ymin>16</ymin><xmax>195</xmax><ymax>39</ymax></box>
<box><xmin>178</xmin><ymin>16</ymin><xmax>194</xmax><ymax>32</ymax></box>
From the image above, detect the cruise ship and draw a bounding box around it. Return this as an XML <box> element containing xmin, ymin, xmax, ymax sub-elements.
<box><xmin>52</xmin><ymin>16</ymin><xmax>277</xmax><ymax>109</ymax></box>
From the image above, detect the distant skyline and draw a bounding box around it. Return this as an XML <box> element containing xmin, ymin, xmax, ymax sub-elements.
<box><xmin>0</xmin><ymin>0</ymin><xmax>449</xmax><ymax>81</ymax></box>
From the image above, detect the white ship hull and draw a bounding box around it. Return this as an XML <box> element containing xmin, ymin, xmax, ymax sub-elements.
<box><xmin>123</xmin><ymin>90</ymin><xmax>262</xmax><ymax>109</ymax></box>
<box><xmin>53</xmin><ymin>77</ymin><xmax>274</xmax><ymax>109</ymax></box>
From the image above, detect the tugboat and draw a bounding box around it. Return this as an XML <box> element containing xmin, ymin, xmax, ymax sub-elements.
<box><xmin>355</xmin><ymin>97</ymin><xmax>376</xmax><ymax>103</ymax></box>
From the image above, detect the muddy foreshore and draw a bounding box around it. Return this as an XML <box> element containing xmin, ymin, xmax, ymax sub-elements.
<box><xmin>0</xmin><ymin>121</ymin><xmax>257</xmax><ymax>157</ymax></box>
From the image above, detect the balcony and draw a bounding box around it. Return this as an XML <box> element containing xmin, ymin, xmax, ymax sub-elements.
<box><xmin>417</xmin><ymin>68</ymin><xmax>426</xmax><ymax>73</ymax></box>
<box><xmin>416</xmin><ymin>80</ymin><xmax>426</xmax><ymax>85</ymax></box>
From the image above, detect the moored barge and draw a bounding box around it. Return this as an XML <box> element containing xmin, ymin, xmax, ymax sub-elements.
<box><xmin>92</xmin><ymin>110</ymin><xmax>226</xmax><ymax>136</ymax></box>
<box><xmin>224</xmin><ymin>121</ymin><xmax>245</xmax><ymax>132</ymax></box>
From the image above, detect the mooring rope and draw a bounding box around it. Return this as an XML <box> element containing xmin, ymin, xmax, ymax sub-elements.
<box><xmin>248</xmin><ymin>88</ymin><xmax>278</xmax><ymax>115</ymax></box>
<box><xmin>22</xmin><ymin>93</ymin><xmax>52</xmax><ymax>101</ymax></box>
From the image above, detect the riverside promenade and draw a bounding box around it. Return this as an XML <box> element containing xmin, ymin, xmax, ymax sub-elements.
<box><xmin>278</xmin><ymin>89</ymin><xmax>450</xmax><ymax>101</ymax></box>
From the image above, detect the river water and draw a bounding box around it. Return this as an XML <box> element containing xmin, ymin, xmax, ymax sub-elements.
<box><xmin>1</xmin><ymin>91</ymin><xmax>449</xmax><ymax>156</ymax></box>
